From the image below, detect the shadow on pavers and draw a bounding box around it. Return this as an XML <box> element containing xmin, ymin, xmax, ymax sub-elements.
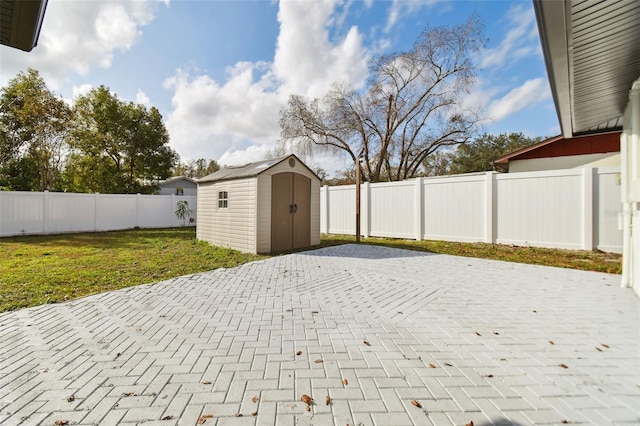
<box><xmin>297</xmin><ymin>243</ymin><xmax>440</xmax><ymax>260</ymax></box>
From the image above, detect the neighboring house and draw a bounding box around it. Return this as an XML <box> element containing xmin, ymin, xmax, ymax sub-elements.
<box><xmin>533</xmin><ymin>0</ymin><xmax>640</xmax><ymax>295</ymax></box>
<box><xmin>493</xmin><ymin>131</ymin><xmax>621</xmax><ymax>173</ymax></box>
<box><xmin>196</xmin><ymin>154</ymin><xmax>321</xmax><ymax>254</ymax></box>
<box><xmin>0</xmin><ymin>0</ymin><xmax>48</xmax><ymax>52</ymax></box>
<box><xmin>158</xmin><ymin>176</ymin><xmax>197</xmax><ymax>196</ymax></box>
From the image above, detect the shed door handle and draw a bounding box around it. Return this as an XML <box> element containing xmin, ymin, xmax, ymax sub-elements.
<box><xmin>293</xmin><ymin>204</ymin><xmax>298</xmax><ymax>213</ymax></box>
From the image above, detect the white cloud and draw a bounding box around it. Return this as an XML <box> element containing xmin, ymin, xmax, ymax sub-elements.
<box><xmin>487</xmin><ymin>78</ymin><xmax>551</xmax><ymax>122</ymax></box>
<box><xmin>136</xmin><ymin>90</ymin><xmax>151</xmax><ymax>107</ymax></box>
<box><xmin>479</xmin><ymin>3</ymin><xmax>538</xmax><ymax>69</ymax></box>
<box><xmin>0</xmin><ymin>0</ymin><xmax>166</xmax><ymax>89</ymax></box>
<box><xmin>385</xmin><ymin>0</ymin><xmax>442</xmax><ymax>32</ymax></box>
<box><xmin>72</xmin><ymin>84</ymin><xmax>93</xmax><ymax>99</ymax></box>
<box><xmin>164</xmin><ymin>0</ymin><xmax>370</xmax><ymax>166</ymax></box>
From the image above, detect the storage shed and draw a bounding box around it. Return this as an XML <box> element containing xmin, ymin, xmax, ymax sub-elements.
<box><xmin>197</xmin><ymin>155</ymin><xmax>321</xmax><ymax>254</ymax></box>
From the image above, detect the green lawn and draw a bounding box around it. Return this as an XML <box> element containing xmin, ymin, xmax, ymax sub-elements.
<box><xmin>0</xmin><ymin>228</ymin><xmax>621</xmax><ymax>313</ymax></box>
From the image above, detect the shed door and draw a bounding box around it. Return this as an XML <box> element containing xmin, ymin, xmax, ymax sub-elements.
<box><xmin>271</xmin><ymin>173</ymin><xmax>311</xmax><ymax>252</ymax></box>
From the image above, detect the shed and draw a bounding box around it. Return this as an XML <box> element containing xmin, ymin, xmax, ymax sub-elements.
<box><xmin>158</xmin><ymin>176</ymin><xmax>198</xmax><ymax>196</ymax></box>
<box><xmin>196</xmin><ymin>155</ymin><xmax>321</xmax><ymax>254</ymax></box>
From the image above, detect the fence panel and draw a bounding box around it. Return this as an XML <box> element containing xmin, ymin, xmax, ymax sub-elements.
<box><xmin>47</xmin><ymin>193</ymin><xmax>96</xmax><ymax>234</ymax></box>
<box><xmin>320</xmin><ymin>166</ymin><xmax>622</xmax><ymax>253</ymax></box>
<box><xmin>0</xmin><ymin>192</ymin><xmax>44</xmax><ymax>236</ymax></box>
<box><xmin>327</xmin><ymin>185</ymin><xmax>356</xmax><ymax>234</ymax></box>
<box><xmin>495</xmin><ymin>169</ymin><xmax>584</xmax><ymax>249</ymax></box>
<box><xmin>422</xmin><ymin>174</ymin><xmax>486</xmax><ymax>242</ymax></box>
<box><xmin>369</xmin><ymin>181</ymin><xmax>416</xmax><ymax>238</ymax></box>
<box><xmin>0</xmin><ymin>192</ymin><xmax>197</xmax><ymax>237</ymax></box>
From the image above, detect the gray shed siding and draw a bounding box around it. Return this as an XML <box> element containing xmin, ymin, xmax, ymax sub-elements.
<box><xmin>196</xmin><ymin>178</ymin><xmax>257</xmax><ymax>253</ymax></box>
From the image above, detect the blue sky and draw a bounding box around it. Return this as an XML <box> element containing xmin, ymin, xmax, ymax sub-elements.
<box><xmin>0</xmin><ymin>0</ymin><xmax>559</xmax><ymax>176</ymax></box>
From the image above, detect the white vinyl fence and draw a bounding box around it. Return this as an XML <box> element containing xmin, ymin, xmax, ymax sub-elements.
<box><xmin>0</xmin><ymin>192</ymin><xmax>197</xmax><ymax>237</ymax></box>
<box><xmin>321</xmin><ymin>166</ymin><xmax>623</xmax><ymax>253</ymax></box>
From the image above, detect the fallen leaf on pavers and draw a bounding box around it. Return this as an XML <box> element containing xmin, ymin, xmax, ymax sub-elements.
<box><xmin>475</xmin><ymin>332</ymin><xmax>481</xmax><ymax>336</ymax></box>
<box><xmin>301</xmin><ymin>394</ymin><xmax>314</xmax><ymax>405</ymax></box>
<box><xmin>286</xmin><ymin>309</ymin><xmax>293</xmax><ymax>312</ymax></box>
<box><xmin>444</xmin><ymin>363</ymin><xmax>453</xmax><ymax>367</ymax></box>
<box><xmin>596</xmin><ymin>347</ymin><xmax>603</xmax><ymax>352</ymax></box>
<box><xmin>306</xmin><ymin>405</ymin><xmax>311</xmax><ymax>411</ymax></box>
<box><xmin>549</xmin><ymin>340</ymin><xmax>555</xmax><ymax>345</ymax></box>
<box><xmin>311</xmin><ymin>311</ymin><xmax>319</xmax><ymax>314</ymax></box>
<box><xmin>465</xmin><ymin>422</ymin><xmax>474</xmax><ymax>426</ymax></box>
<box><xmin>54</xmin><ymin>421</ymin><xmax>69</xmax><ymax>426</ymax></box>
<box><xmin>122</xmin><ymin>392</ymin><xmax>137</xmax><ymax>397</ymax></box>
<box><xmin>411</xmin><ymin>400</ymin><xmax>422</xmax><ymax>408</ymax></box>
<box><xmin>342</xmin><ymin>378</ymin><xmax>348</xmax><ymax>385</ymax></box>
<box><xmin>601</xmin><ymin>343</ymin><xmax>610</xmax><ymax>348</ymax></box>
<box><xmin>363</xmin><ymin>340</ymin><xmax>371</xmax><ymax>346</ymax></box>
<box><xmin>202</xmin><ymin>381</ymin><xmax>212</xmax><ymax>384</ymax></box>
<box><xmin>66</xmin><ymin>394</ymin><xmax>74</xmax><ymax>402</ymax></box>
<box><xmin>485</xmin><ymin>374</ymin><xmax>494</xmax><ymax>378</ymax></box>
<box><xmin>326</xmin><ymin>395</ymin><xmax>332</xmax><ymax>405</ymax></box>
<box><xmin>252</xmin><ymin>411</ymin><xmax>258</xmax><ymax>416</ymax></box>
<box><xmin>252</xmin><ymin>395</ymin><xmax>259</xmax><ymax>403</ymax></box>
<box><xmin>161</xmin><ymin>415</ymin><xmax>173</xmax><ymax>420</ymax></box>
<box><xmin>493</xmin><ymin>332</ymin><xmax>500</xmax><ymax>335</ymax></box>
<box><xmin>314</xmin><ymin>359</ymin><xmax>324</xmax><ymax>363</ymax></box>
<box><xmin>560</xmin><ymin>363</ymin><xmax>569</xmax><ymax>369</ymax></box>
<box><xmin>500</xmin><ymin>358</ymin><xmax>507</xmax><ymax>361</ymax></box>
<box><xmin>296</xmin><ymin>351</ymin><xmax>303</xmax><ymax>356</ymax></box>
<box><xmin>197</xmin><ymin>414</ymin><xmax>214</xmax><ymax>424</ymax></box>
<box><xmin>561</xmin><ymin>421</ymin><xmax>569</xmax><ymax>424</ymax></box>
<box><xmin>397</xmin><ymin>311</ymin><xmax>403</xmax><ymax>314</ymax></box>
<box><xmin>116</xmin><ymin>352</ymin><xmax>122</xmax><ymax>357</ymax></box>
<box><xmin>428</xmin><ymin>363</ymin><xmax>436</xmax><ymax>368</ymax></box>
<box><xmin>234</xmin><ymin>413</ymin><xmax>243</xmax><ymax>417</ymax></box>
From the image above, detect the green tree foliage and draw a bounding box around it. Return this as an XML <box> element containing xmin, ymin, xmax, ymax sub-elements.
<box><xmin>0</xmin><ymin>68</ymin><xmax>71</xmax><ymax>191</ymax></box>
<box><xmin>172</xmin><ymin>158</ymin><xmax>220</xmax><ymax>178</ymax></box>
<box><xmin>280</xmin><ymin>15</ymin><xmax>485</xmax><ymax>182</ymax></box>
<box><xmin>65</xmin><ymin>86</ymin><xmax>178</xmax><ymax>193</ymax></box>
<box><xmin>447</xmin><ymin>132</ymin><xmax>541</xmax><ymax>174</ymax></box>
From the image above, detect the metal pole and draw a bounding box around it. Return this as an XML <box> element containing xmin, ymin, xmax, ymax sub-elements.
<box><xmin>355</xmin><ymin>157</ymin><xmax>361</xmax><ymax>243</ymax></box>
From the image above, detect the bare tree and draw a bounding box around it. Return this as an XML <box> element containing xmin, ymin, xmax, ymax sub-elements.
<box><xmin>280</xmin><ymin>15</ymin><xmax>484</xmax><ymax>182</ymax></box>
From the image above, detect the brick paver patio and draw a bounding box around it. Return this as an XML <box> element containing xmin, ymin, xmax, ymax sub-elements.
<box><xmin>1</xmin><ymin>244</ymin><xmax>638</xmax><ymax>425</ymax></box>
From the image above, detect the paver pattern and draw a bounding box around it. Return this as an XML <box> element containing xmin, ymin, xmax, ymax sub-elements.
<box><xmin>1</xmin><ymin>244</ymin><xmax>638</xmax><ymax>426</ymax></box>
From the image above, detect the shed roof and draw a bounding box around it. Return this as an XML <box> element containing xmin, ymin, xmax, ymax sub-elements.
<box><xmin>198</xmin><ymin>154</ymin><xmax>318</xmax><ymax>184</ymax></box>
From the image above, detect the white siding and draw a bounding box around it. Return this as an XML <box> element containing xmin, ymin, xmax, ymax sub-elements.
<box><xmin>197</xmin><ymin>178</ymin><xmax>257</xmax><ymax>253</ymax></box>
<box><xmin>158</xmin><ymin>178</ymin><xmax>197</xmax><ymax>196</ymax></box>
<box><xmin>509</xmin><ymin>153</ymin><xmax>619</xmax><ymax>172</ymax></box>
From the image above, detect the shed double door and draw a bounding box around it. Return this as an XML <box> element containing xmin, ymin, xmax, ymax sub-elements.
<box><xmin>271</xmin><ymin>173</ymin><xmax>310</xmax><ymax>252</ymax></box>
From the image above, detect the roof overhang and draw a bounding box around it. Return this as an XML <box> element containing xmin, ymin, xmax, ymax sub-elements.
<box><xmin>0</xmin><ymin>0</ymin><xmax>48</xmax><ymax>52</ymax></box>
<box><xmin>533</xmin><ymin>0</ymin><xmax>640</xmax><ymax>138</ymax></box>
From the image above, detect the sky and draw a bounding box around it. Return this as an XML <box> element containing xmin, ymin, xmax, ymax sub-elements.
<box><xmin>0</xmin><ymin>0</ymin><xmax>560</xmax><ymax>176</ymax></box>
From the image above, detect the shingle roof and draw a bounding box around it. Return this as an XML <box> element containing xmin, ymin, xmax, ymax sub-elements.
<box><xmin>198</xmin><ymin>155</ymin><xmax>316</xmax><ymax>184</ymax></box>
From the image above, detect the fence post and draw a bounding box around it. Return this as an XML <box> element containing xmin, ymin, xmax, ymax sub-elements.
<box><xmin>136</xmin><ymin>193</ymin><xmax>141</xmax><ymax>228</ymax></box>
<box><xmin>583</xmin><ymin>167</ymin><xmax>594</xmax><ymax>250</ymax></box>
<box><xmin>321</xmin><ymin>185</ymin><xmax>329</xmax><ymax>234</ymax></box>
<box><xmin>485</xmin><ymin>172</ymin><xmax>495</xmax><ymax>243</ymax></box>
<box><xmin>43</xmin><ymin>190</ymin><xmax>49</xmax><ymax>234</ymax></box>
<box><xmin>415</xmin><ymin>177</ymin><xmax>423</xmax><ymax>241</ymax></box>
<box><xmin>362</xmin><ymin>181</ymin><xmax>370</xmax><ymax>238</ymax></box>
